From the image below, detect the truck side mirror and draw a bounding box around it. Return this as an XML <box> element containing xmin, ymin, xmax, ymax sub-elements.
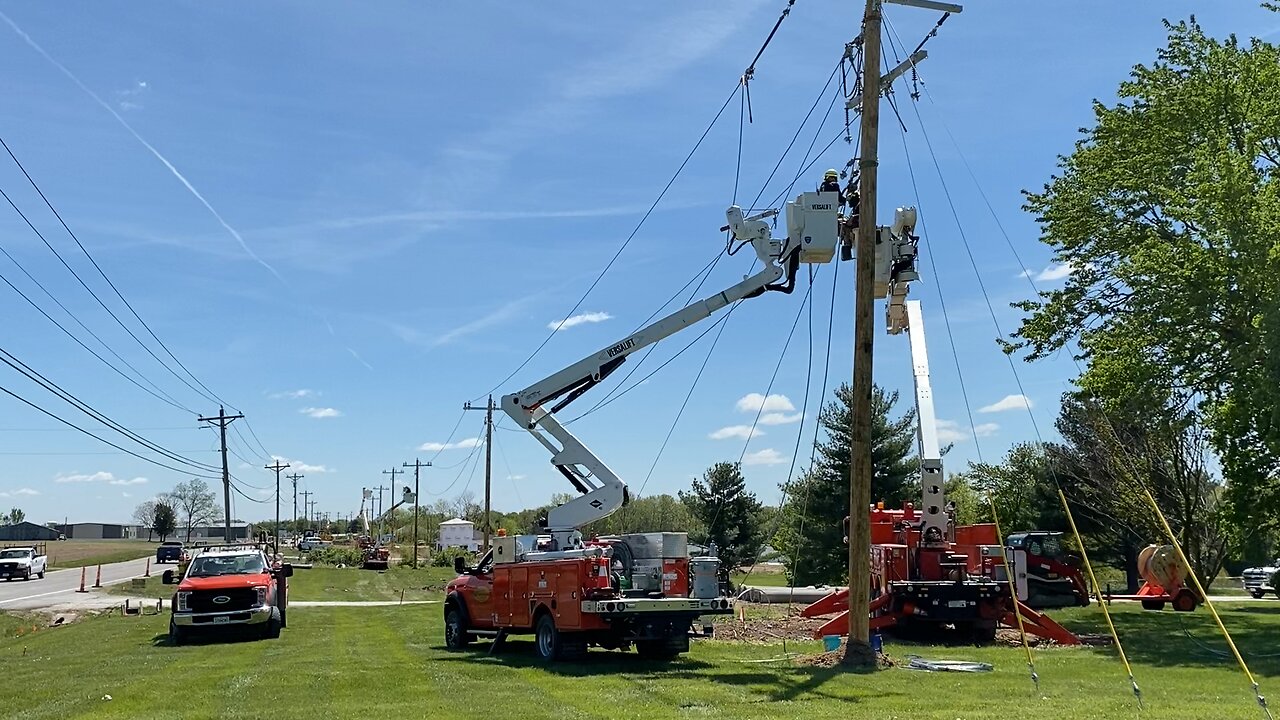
<box><xmin>161</xmin><ymin>570</ymin><xmax>175</xmax><ymax>585</ymax></box>
<box><xmin>454</xmin><ymin>556</ymin><xmax>467</xmax><ymax>574</ymax></box>
<box><xmin>279</xmin><ymin>563</ymin><xmax>294</xmax><ymax>578</ymax></box>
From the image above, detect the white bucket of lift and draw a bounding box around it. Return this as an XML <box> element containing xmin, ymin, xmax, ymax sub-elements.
<box><xmin>690</xmin><ymin>556</ymin><xmax>721</xmax><ymax>599</ymax></box>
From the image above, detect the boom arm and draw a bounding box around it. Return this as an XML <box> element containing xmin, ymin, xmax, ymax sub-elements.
<box><xmin>503</xmin><ymin>197</ymin><xmax>841</xmax><ymax>549</ymax></box>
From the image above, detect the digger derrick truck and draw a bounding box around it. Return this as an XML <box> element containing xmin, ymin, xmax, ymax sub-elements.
<box><xmin>444</xmin><ymin>191</ymin><xmax>880</xmax><ymax>661</ymax></box>
<box><xmin>800</xmin><ymin>209</ymin><xmax>1082</xmax><ymax>645</ymax></box>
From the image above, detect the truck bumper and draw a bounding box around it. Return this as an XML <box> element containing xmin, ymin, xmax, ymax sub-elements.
<box><xmin>173</xmin><ymin>605</ymin><xmax>273</xmax><ymax>627</ymax></box>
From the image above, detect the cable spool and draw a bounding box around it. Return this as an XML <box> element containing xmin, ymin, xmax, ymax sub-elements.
<box><xmin>1138</xmin><ymin>544</ymin><xmax>1186</xmax><ymax>590</ymax></box>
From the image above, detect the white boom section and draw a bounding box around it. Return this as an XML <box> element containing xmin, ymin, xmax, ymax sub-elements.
<box><xmin>504</xmin><ymin>195</ymin><xmax>842</xmax><ymax>550</ymax></box>
<box><xmin>903</xmin><ymin>300</ymin><xmax>948</xmax><ymax>543</ymax></box>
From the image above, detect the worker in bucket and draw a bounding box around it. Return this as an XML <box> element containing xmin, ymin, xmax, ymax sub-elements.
<box><xmin>818</xmin><ymin>168</ymin><xmax>842</xmax><ymax>197</ymax></box>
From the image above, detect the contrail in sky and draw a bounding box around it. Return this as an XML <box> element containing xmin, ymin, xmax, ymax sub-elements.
<box><xmin>0</xmin><ymin>10</ymin><xmax>287</xmax><ymax>287</ymax></box>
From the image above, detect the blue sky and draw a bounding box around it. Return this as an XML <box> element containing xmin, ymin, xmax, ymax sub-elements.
<box><xmin>0</xmin><ymin>2</ymin><xmax>1271</xmax><ymax>526</ymax></box>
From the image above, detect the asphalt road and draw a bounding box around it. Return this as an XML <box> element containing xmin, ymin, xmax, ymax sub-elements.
<box><xmin>0</xmin><ymin>557</ymin><xmax>154</xmax><ymax>611</ymax></box>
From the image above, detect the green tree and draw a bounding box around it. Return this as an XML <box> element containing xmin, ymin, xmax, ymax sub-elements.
<box><xmin>774</xmin><ymin>383</ymin><xmax>920</xmax><ymax>586</ymax></box>
<box><xmin>678</xmin><ymin>463</ymin><xmax>764</xmax><ymax>571</ymax></box>
<box><xmin>1004</xmin><ymin>15</ymin><xmax>1280</xmax><ymax>528</ymax></box>
<box><xmin>5</xmin><ymin>507</ymin><xmax>23</xmax><ymax>525</ymax></box>
<box><xmin>960</xmin><ymin>442</ymin><xmax>1064</xmax><ymax>533</ymax></box>
<box><xmin>153</xmin><ymin>502</ymin><xmax>177</xmax><ymax>541</ymax></box>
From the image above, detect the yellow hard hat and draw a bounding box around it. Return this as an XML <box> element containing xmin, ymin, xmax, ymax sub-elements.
<box><xmin>824</xmin><ymin>169</ymin><xmax>838</xmax><ymax>179</ymax></box>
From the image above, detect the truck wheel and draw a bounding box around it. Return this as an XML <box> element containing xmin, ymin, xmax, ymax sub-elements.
<box><xmin>37</xmin><ymin>570</ymin><xmax>44</xmax><ymax>579</ymax></box>
<box><xmin>1250</xmin><ymin>590</ymin><xmax>1266</xmax><ymax>599</ymax></box>
<box><xmin>169</xmin><ymin>617</ymin><xmax>186</xmax><ymax>646</ymax></box>
<box><xmin>444</xmin><ymin>605</ymin><xmax>472</xmax><ymax>649</ymax></box>
<box><xmin>262</xmin><ymin>610</ymin><xmax>282</xmax><ymax>639</ymax></box>
<box><xmin>534</xmin><ymin>614</ymin><xmax>585</xmax><ymax>661</ymax></box>
<box><xmin>636</xmin><ymin>638</ymin><xmax>685</xmax><ymax>661</ymax></box>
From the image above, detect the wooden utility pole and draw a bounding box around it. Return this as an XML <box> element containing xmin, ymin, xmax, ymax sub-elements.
<box><xmin>198</xmin><ymin>406</ymin><xmax>244</xmax><ymax>542</ymax></box>
<box><xmin>403</xmin><ymin>459</ymin><xmax>431</xmax><ymax>567</ymax></box>
<box><xmin>287</xmin><ymin>473</ymin><xmax>303</xmax><ymax>536</ymax></box>
<box><xmin>464</xmin><ymin>395</ymin><xmax>495</xmax><ymax>552</ymax></box>
<box><xmin>845</xmin><ymin>0</ymin><xmax>883</xmax><ymax>664</ymax></box>
<box><xmin>381</xmin><ymin>468</ymin><xmax>402</xmax><ymax>537</ymax></box>
<box><xmin>265</xmin><ymin>459</ymin><xmax>290</xmax><ymax>551</ymax></box>
<box><xmin>300</xmin><ymin>490</ymin><xmax>313</xmax><ymax>532</ymax></box>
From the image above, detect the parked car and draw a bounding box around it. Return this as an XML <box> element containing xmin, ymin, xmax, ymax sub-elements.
<box><xmin>1242</xmin><ymin>559</ymin><xmax>1280</xmax><ymax>599</ymax></box>
<box><xmin>297</xmin><ymin>538</ymin><xmax>330</xmax><ymax>552</ymax></box>
<box><xmin>0</xmin><ymin>546</ymin><xmax>48</xmax><ymax>581</ymax></box>
<box><xmin>163</xmin><ymin>545</ymin><xmax>292</xmax><ymax>645</ymax></box>
<box><xmin>156</xmin><ymin>541</ymin><xmax>185</xmax><ymax>564</ymax></box>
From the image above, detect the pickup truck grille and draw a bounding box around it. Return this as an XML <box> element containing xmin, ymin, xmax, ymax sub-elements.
<box><xmin>0</xmin><ymin>562</ymin><xmax>19</xmax><ymax>573</ymax></box>
<box><xmin>188</xmin><ymin>588</ymin><xmax>258</xmax><ymax>612</ymax></box>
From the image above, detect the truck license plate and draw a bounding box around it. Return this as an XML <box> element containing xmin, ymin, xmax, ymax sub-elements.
<box><xmin>212</xmin><ymin>616</ymin><xmax>230</xmax><ymax>624</ymax></box>
<box><xmin>948</xmin><ymin>600</ymin><xmax>968</xmax><ymax>608</ymax></box>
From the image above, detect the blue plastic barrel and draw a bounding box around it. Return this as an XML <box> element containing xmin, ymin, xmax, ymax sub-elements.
<box><xmin>870</xmin><ymin>632</ymin><xmax>883</xmax><ymax>653</ymax></box>
<box><xmin>822</xmin><ymin>635</ymin><xmax>841</xmax><ymax>652</ymax></box>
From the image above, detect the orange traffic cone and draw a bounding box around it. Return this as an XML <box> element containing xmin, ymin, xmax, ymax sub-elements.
<box><xmin>76</xmin><ymin>567</ymin><xmax>87</xmax><ymax>593</ymax></box>
<box><xmin>93</xmin><ymin>564</ymin><xmax>102</xmax><ymax>589</ymax></box>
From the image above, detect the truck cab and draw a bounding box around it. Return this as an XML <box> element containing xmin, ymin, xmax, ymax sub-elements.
<box><xmin>0</xmin><ymin>546</ymin><xmax>47</xmax><ymax>581</ymax></box>
<box><xmin>163</xmin><ymin>544</ymin><xmax>292</xmax><ymax>645</ymax></box>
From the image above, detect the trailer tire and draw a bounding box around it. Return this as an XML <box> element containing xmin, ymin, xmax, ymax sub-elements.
<box><xmin>444</xmin><ymin>602</ymin><xmax>472</xmax><ymax>649</ymax></box>
<box><xmin>1140</xmin><ymin>599</ymin><xmax>1165</xmax><ymax>611</ymax></box>
<box><xmin>1172</xmin><ymin>589</ymin><xmax>1197</xmax><ymax>613</ymax></box>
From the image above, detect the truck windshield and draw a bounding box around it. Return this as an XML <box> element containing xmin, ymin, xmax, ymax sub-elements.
<box><xmin>0</xmin><ymin>549</ymin><xmax>32</xmax><ymax>559</ymax></box>
<box><xmin>187</xmin><ymin>555</ymin><xmax>267</xmax><ymax>577</ymax></box>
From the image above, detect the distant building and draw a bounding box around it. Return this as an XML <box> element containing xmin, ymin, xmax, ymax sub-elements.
<box><xmin>58</xmin><ymin>523</ymin><xmax>126</xmax><ymax>540</ymax></box>
<box><xmin>0</xmin><ymin>521</ymin><xmax>60</xmax><ymax>542</ymax></box>
<box><xmin>184</xmin><ymin>522</ymin><xmax>255</xmax><ymax>542</ymax></box>
<box><xmin>438</xmin><ymin>518</ymin><xmax>478</xmax><ymax>552</ymax></box>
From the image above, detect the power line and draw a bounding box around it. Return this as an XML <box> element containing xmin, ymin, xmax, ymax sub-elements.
<box><xmin>0</xmin><ymin>345</ymin><xmax>220</xmax><ymax>472</ymax></box>
<box><xmin>1</xmin><ymin>136</ymin><xmax>228</xmax><ymax>408</ymax></box>
<box><xmin>0</xmin><ymin>380</ymin><xmax>219</xmax><ymax>478</ymax></box>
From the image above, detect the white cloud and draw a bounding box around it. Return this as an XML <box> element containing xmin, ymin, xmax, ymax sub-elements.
<box><xmin>270</xmin><ymin>389</ymin><xmax>317</xmax><ymax>400</ymax></box>
<box><xmin>0</xmin><ymin>488</ymin><xmax>39</xmax><ymax>498</ymax></box>
<box><xmin>979</xmin><ymin>394</ymin><xmax>1033</xmax><ymax>413</ymax></box>
<box><xmin>973</xmin><ymin>423</ymin><xmax>1000</xmax><ymax>437</ymax></box>
<box><xmin>278</xmin><ymin>458</ymin><xmax>330</xmax><ymax>473</ymax></box>
<box><xmin>54</xmin><ymin>471</ymin><xmax>114</xmax><ymax>484</ymax></box>
<box><xmin>709</xmin><ymin>425</ymin><xmax>764</xmax><ymax>440</ymax></box>
<box><xmin>735</xmin><ymin>393</ymin><xmax>796</xmax><ymax>415</ymax></box>
<box><xmin>935</xmin><ymin>420</ymin><xmax>968</xmax><ymax>445</ymax></box>
<box><xmin>1035</xmin><ymin>263</ymin><xmax>1074</xmax><ymax>281</ymax></box>
<box><xmin>549</xmin><ymin>312</ymin><xmax>612</xmax><ymax>331</ymax></box>
<box><xmin>743</xmin><ymin>448</ymin><xmax>786</xmax><ymax>466</ymax></box>
<box><xmin>507</xmin><ymin>474</ymin><xmax>526</xmax><ymax>481</ymax></box>
<box><xmin>418</xmin><ymin>437</ymin><xmax>482</xmax><ymax>452</ymax></box>
<box><xmin>108</xmin><ymin>477</ymin><xmax>148</xmax><ymax>486</ymax></box>
<box><xmin>121</xmin><ymin>492</ymin><xmax>131</xmax><ymax>498</ymax></box>
<box><xmin>759</xmin><ymin>412</ymin><xmax>803</xmax><ymax>426</ymax></box>
<box><xmin>301</xmin><ymin>407</ymin><xmax>343</xmax><ymax>419</ymax></box>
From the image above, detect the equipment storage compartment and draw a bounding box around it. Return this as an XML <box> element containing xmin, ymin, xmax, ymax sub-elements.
<box><xmin>623</xmin><ymin>533</ymin><xmax>687</xmax><ymax>559</ymax></box>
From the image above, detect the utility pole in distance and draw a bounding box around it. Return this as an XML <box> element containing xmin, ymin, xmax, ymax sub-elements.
<box><xmin>464</xmin><ymin>395</ymin><xmax>495</xmax><ymax>552</ymax></box>
<box><xmin>382</xmin><ymin>468</ymin><xmax>403</xmax><ymax>538</ymax></box>
<box><xmin>287</xmin><ymin>473</ymin><xmax>303</xmax><ymax>537</ymax></box>
<box><xmin>300</xmin><ymin>490</ymin><xmax>313</xmax><ymax>533</ymax></box>
<box><xmin>265</xmin><ymin>459</ymin><xmax>289</xmax><ymax>551</ymax></box>
<box><xmin>198</xmin><ymin>406</ymin><xmax>244</xmax><ymax>543</ymax></box>
<box><xmin>403</xmin><ymin>458</ymin><xmax>431</xmax><ymax>567</ymax></box>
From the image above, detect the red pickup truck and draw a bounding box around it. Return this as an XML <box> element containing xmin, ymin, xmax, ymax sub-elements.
<box><xmin>163</xmin><ymin>545</ymin><xmax>292</xmax><ymax>645</ymax></box>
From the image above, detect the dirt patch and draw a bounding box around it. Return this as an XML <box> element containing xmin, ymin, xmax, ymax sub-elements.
<box><xmin>994</xmin><ymin>629</ymin><xmax>1113</xmax><ymax>647</ymax></box>
<box><xmin>796</xmin><ymin>639</ymin><xmax>897</xmax><ymax>669</ymax></box>
<box><xmin>711</xmin><ymin>604</ymin><xmax>826</xmax><ymax>643</ymax></box>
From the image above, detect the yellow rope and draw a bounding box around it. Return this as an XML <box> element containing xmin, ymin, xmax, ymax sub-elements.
<box><xmin>986</xmin><ymin>495</ymin><xmax>1038</xmax><ymax>691</ymax></box>
<box><xmin>1136</xmin><ymin>485</ymin><xmax>1273</xmax><ymax>719</ymax></box>
<box><xmin>1058</xmin><ymin>488</ymin><xmax>1143</xmax><ymax>709</ymax></box>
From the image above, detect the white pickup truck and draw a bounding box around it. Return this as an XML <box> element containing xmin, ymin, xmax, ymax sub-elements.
<box><xmin>0</xmin><ymin>546</ymin><xmax>48</xmax><ymax>581</ymax></box>
<box><xmin>1242</xmin><ymin>559</ymin><xmax>1279</xmax><ymax>599</ymax></box>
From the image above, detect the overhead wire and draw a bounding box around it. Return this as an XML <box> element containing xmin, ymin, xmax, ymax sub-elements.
<box><xmin>472</xmin><ymin>81</ymin><xmax>743</xmax><ymax>403</ymax></box>
<box><xmin>0</xmin><ymin>345</ymin><xmax>221</xmax><ymax>472</ymax></box>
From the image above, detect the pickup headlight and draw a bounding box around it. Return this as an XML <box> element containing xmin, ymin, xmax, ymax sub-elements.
<box><xmin>176</xmin><ymin>592</ymin><xmax>191</xmax><ymax>612</ymax></box>
<box><xmin>256</xmin><ymin>586</ymin><xmax>268</xmax><ymax>606</ymax></box>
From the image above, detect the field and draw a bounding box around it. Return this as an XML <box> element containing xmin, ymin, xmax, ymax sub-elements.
<box><xmin>40</xmin><ymin>540</ymin><xmax>153</xmax><ymax>569</ymax></box>
<box><xmin>108</xmin><ymin>564</ymin><xmax>458</xmax><ymax>602</ymax></box>
<box><xmin>4</xmin><ymin>579</ymin><xmax>1280</xmax><ymax>719</ymax></box>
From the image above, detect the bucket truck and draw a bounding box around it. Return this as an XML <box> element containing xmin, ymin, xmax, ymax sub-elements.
<box><xmin>799</xmin><ymin>208</ymin><xmax>1082</xmax><ymax>645</ymax></box>
<box><xmin>444</xmin><ymin>190</ymin><xmax>911</xmax><ymax>661</ymax></box>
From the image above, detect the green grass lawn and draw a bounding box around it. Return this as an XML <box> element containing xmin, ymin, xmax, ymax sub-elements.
<box><xmin>107</xmin><ymin>564</ymin><xmax>459</xmax><ymax>602</ymax></box>
<box><xmin>43</xmin><ymin>540</ymin><xmax>153</xmax><ymax>569</ymax></box>
<box><xmin>3</xmin><ymin>598</ymin><xmax>1279</xmax><ymax>719</ymax></box>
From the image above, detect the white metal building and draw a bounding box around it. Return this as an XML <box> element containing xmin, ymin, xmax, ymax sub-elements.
<box><xmin>437</xmin><ymin>518</ymin><xmax>478</xmax><ymax>552</ymax></box>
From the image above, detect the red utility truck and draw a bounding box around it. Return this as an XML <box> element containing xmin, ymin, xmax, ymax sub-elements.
<box><xmin>164</xmin><ymin>544</ymin><xmax>292</xmax><ymax>645</ymax></box>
